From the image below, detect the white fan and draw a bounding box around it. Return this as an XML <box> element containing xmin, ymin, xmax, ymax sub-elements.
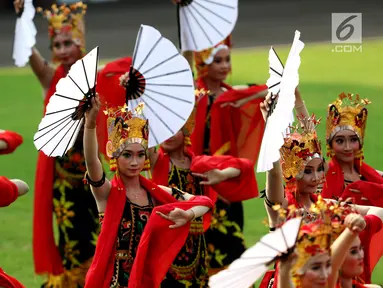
<box><xmin>124</xmin><ymin>25</ymin><xmax>195</xmax><ymax>148</ymax></box>
<box><xmin>257</xmin><ymin>31</ymin><xmax>305</xmax><ymax>173</ymax></box>
<box><xmin>12</xmin><ymin>0</ymin><xmax>37</xmax><ymax>67</ymax></box>
<box><xmin>34</xmin><ymin>47</ymin><xmax>99</xmax><ymax>157</ymax></box>
<box><xmin>177</xmin><ymin>0</ymin><xmax>238</xmax><ymax>52</ymax></box>
<box><xmin>209</xmin><ymin>218</ymin><xmax>302</xmax><ymax>288</ymax></box>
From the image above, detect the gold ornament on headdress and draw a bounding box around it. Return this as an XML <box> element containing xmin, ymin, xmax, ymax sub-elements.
<box><xmin>37</xmin><ymin>2</ymin><xmax>87</xmax><ymax>61</ymax></box>
<box><xmin>182</xmin><ymin>88</ymin><xmax>209</xmax><ymax>146</ymax></box>
<box><xmin>326</xmin><ymin>92</ymin><xmax>370</xmax><ymax>158</ymax></box>
<box><xmin>194</xmin><ymin>35</ymin><xmax>232</xmax><ymax>78</ymax></box>
<box><xmin>280</xmin><ymin>114</ymin><xmax>323</xmax><ymax>183</ymax></box>
<box><xmin>103</xmin><ymin>103</ymin><xmax>149</xmax><ymax>171</ymax></box>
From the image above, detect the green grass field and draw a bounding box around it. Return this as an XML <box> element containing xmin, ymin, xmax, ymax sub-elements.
<box><xmin>0</xmin><ymin>39</ymin><xmax>382</xmax><ymax>287</ymax></box>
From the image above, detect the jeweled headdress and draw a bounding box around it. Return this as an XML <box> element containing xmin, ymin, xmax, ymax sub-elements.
<box><xmin>103</xmin><ymin>103</ymin><xmax>149</xmax><ymax>171</ymax></box>
<box><xmin>37</xmin><ymin>2</ymin><xmax>86</xmax><ymax>62</ymax></box>
<box><xmin>280</xmin><ymin>114</ymin><xmax>323</xmax><ymax>183</ymax></box>
<box><xmin>182</xmin><ymin>88</ymin><xmax>209</xmax><ymax>146</ymax></box>
<box><xmin>194</xmin><ymin>35</ymin><xmax>232</xmax><ymax>78</ymax></box>
<box><xmin>326</xmin><ymin>92</ymin><xmax>370</xmax><ymax>157</ymax></box>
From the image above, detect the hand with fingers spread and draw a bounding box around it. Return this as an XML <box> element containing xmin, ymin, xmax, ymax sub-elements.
<box><xmin>344</xmin><ymin>213</ymin><xmax>366</xmax><ymax>234</ymax></box>
<box><xmin>13</xmin><ymin>0</ymin><xmax>24</xmax><ymax>14</ymax></box>
<box><xmin>85</xmin><ymin>93</ymin><xmax>101</xmax><ymax>129</ymax></box>
<box><xmin>156</xmin><ymin>208</ymin><xmax>195</xmax><ymax>228</ymax></box>
<box><xmin>260</xmin><ymin>91</ymin><xmax>277</xmax><ymax>121</ymax></box>
<box><xmin>192</xmin><ymin>169</ymin><xmax>228</xmax><ymax>186</ymax></box>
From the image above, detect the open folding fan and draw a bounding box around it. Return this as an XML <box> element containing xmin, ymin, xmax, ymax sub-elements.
<box><xmin>209</xmin><ymin>217</ymin><xmax>302</xmax><ymax>288</ymax></box>
<box><xmin>176</xmin><ymin>0</ymin><xmax>238</xmax><ymax>52</ymax></box>
<box><xmin>257</xmin><ymin>31</ymin><xmax>305</xmax><ymax>173</ymax></box>
<box><xmin>34</xmin><ymin>47</ymin><xmax>99</xmax><ymax>157</ymax></box>
<box><xmin>125</xmin><ymin>24</ymin><xmax>195</xmax><ymax>148</ymax></box>
<box><xmin>12</xmin><ymin>0</ymin><xmax>37</xmax><ymax>67</ymax></box>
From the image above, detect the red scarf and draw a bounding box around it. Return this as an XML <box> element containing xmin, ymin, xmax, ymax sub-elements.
<box><xmin>322</xmin><ymin>157</ymin><xmax>383</xmax><ymax>207</ymax></box>
<box><xmin>0</xmin><ymin>177</ymin><xmax>18</xmax><ymax>208</ymax></box>
<box><xmin>192</xmin><ymin>78</ymin><xmax>267</xmax><ymax>164</ymax></box>
<box><xmin>33</xmin><ymin>65</ymin><xmax>67</xmax><ymax>275</ymax></box>
<box><xmin>96</xmin><ymin>57</ymin><xmax>132</xmax><ymax>157</ymax></box>
<box><xmin>85</xmin><ymin>175</ymin><xmax>213</xmax><ymax>288</ymax></box>
<box><xmin>0</xmin><ymin>268</ymin><xmax>24</xmax><ymax>288</ymax></box>
<box><xmin>0</xmin><ymin>131</ymin><xmax>23</xmax><ymax>155</ymax></box>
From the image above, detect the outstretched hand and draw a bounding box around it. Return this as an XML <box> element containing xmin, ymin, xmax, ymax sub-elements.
<box><xmin>192</xmin><ymin>169</ymin><xmax>227</xmax><ymax>185</ymax></box>
<box><xmin>156</xmin><ymin>208</ymin><xmax>194</xmax><ymax>228</ymax></box>
<box><xmin>345</xmin><ymin>213</ymin><xmax>366</xmax><ymax>233</ymax></box>
<box><xmin>13</xmin><ymin>0</ymin><xmax>24</xmax><ymax>14</ymax></box>
<box><xmin>85</xmin><ymin>93</ymin><xmax>101</xmax><ymax>127</ymax></box>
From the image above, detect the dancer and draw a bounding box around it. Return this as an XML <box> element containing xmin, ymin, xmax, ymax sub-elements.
<box><xmin>13</xmin><ymin>1</ymin><xmax>99</xmax><ymax>286</ymax></box>
<box><xmin>83</xmin><ymin>95</ymin><xmax>214</xmax><ymax>288</ymax></box>
<box><xmin>322</xmin><ymin>93</ymin><xmax>383</xmax><ymax>207</ymax></box>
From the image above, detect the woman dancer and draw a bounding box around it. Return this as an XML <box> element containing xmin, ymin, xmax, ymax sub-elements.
<box><xmin>13</xmin><ymin>1</ymin><xmax>99</xmax><ymax>286</ymax></box>
<box><xmin>83</xmin><ymin>95</ymin><xmax>214</xmax><ymax>288</ymax></box>
<box><xmin>322</xmin><ymin>93</ymin><xmax>383</xmax><ymax>208</ymax></box>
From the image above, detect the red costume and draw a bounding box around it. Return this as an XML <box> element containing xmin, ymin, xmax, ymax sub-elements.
<box><xmin>85</xmin><ymin>171</ymin><xmax>213</xmax><ymax>288</ymax></box>
<box><xmin>0</xmin><ymin>268</ymin><xmax>24</xmax><ymax>288</ymax></box>
<box><xmin>0</xmin><ymin>131</ymin><xmax>23</xmax><ymax>155</ymax></box>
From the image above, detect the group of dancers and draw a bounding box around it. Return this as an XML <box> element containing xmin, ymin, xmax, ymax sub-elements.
<box><xmin>1</xmin><ymin>0</ymin><xmax>383</xmax><ymax>287</ymax></box>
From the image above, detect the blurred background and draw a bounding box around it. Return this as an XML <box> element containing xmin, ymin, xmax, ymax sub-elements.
<box><xmin>0</xmin><ymin>0</ymin><xmax>382</xmax><ymax>286</ymax></box>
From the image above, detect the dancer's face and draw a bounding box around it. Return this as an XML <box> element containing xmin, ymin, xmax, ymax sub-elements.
<box><xmin>117</xmin><ymin>143</ymin><xmax>146</xmax><ymax>177</ymax></box>
<box><xmin>161</xmin><ymin>130</ymin><xmax>184</xmax><ymax>152</ymax></box>
<box><xmin>340</xmin><ymin>236</ymin><xmax>364</xmax><ymax>278</ymax></box>
<box><xmin>331</xmin><ymin>130</ymin><xmax>361</xmax><ymax>163</ymax></box>
<box><xmin>296</xmin><ymin>158</ymin><xmax>325</xmax><ymax>195</ymax></box>
<box><xmin>52</xmin><ymin>32</ymin><xmax>82</xmax><ymax>66</ymax></box>
<box><xmin>207</xmin><ymin>49</ymin><xmax>231</xmax><ymax>82</ymax></box>
<box><xmin>300</xmin><ymin>252</ymin><xmax>332</xmax><ymax>288</ymax></box>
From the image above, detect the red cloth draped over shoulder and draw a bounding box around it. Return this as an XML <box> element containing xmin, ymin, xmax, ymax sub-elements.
<box><xmin>192</xmin><ymin>78</ymin><xmax>267</xmax><ymax>165</ymax></box>
<box><xmin>322</xmin><ymin>157</ymin><xmax>383</xmax><ymax>207</ymax></box>
<box><xmin>0</xmin><ymin>268</ymin><xmax>25</xmax><ymax>288</ymax></box>
<box><xmin>359</xmin><ymin>214</ymin><xmax>383</xmax><ymax>283</ymax></box>
<box><xmin>96</xmin><ymin>57</ymin><xmax>132</xmax><ymax>156</ymax></box>
<box><xmin>0</xmin><ymin>131</ymin><xmax>23</xmax><ymax>155</ymax></box>
<box><xmin>85</xmin><ymin>175</ymin><xmax>213</xmax><ymax>288</ymax></box>
<box><xmin>33</xmin><ymin>65</ymin><xmax>67</xmax><ymax>275</ymax></box>
<box><xmin>0</xmin><ymin>176</ymin><xmax>18</xmax><ymax>207</ymax></box>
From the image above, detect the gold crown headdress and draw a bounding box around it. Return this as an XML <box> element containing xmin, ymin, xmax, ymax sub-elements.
<box><xmin>194</xmin><ymin>35</ymin><xmax>232</xmax><ymax>78</ymax></box>
<box><xmin>326</xmin><ymin>92</ymin><xmax>370</xmax><ymax>158</ymax></box>
<box><xmin>37</xmin><ymin>2</ymin><xmax>87</xmax><ymax>61</ymax></box>
<box><xmin>182</xmin><ymin>88</ymin><xmax>209</xmax><ymax>146</ymax></box>
<box><xmin>280</xmin><ymin>114</ymin><xmax>323</xmax><ymax>183</ymax></box>
<box><xmin>103</xmin><ymin>103</ymin><xmax>149</xmax><ymax>171</ymax></box>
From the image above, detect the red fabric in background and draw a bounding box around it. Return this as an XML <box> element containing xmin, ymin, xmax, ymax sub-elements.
<box><xmin>0</xmin><ymin>131</ymin><xmax>23</xmax><ymax>155</ymax></box>
<box><xmin>0</xmin><ymin>176</ymin><xmax>18</xmax><ymax>207</ymax></box>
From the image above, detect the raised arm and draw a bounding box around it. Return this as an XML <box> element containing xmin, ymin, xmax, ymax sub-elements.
<box><xmin>84</xmin><ymin>94</ymin><xmax>111</xmax><ymax>211</ymax></box>
<box><xmin>13</xmin><ymin>0</ymin><xmax>55</xmax><ymax>92</ymax></box>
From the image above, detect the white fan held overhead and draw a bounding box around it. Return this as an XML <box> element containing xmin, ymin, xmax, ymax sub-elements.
<box><xmin>209</xmin><ymin>218</ymin><xmax>302</xmax><ymax>288</ymax></box>
<box><xmin>34</xmin><ymin>47</ymin><xmax>99</xmax><ymax>157</ymax></box>
<box><xmin>123</xmin><ymin>24</ymin><xmax>195</xmax><ymax>148</ymax></box>
<box><xmin>13</xmin><ymin>0</ymin><xmax>37</xmax><ymax>67</ymax></box>
<box><xmin>177</xmin><ymin>0</ymin><xmax>238</xmax><ymax>52</ymax></box>
<box><xmin>257</xmin><ymin>31</ymin><xmax>305</xmax><ymax>173</ymax></box>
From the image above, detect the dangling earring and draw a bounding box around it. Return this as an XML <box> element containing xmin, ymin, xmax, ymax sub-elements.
<box><xmin>143</xmin><ymin>158</ymin><xmax>151</xmax><ymax>171</ymax></box>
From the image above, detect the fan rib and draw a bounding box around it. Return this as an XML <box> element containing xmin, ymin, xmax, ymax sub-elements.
<box><xmin>36</xmin><ymin>113</ymin><xmax>73</xmax><ymax>133</ymax></box>
<box><xmin>132</xmin><ymin>26</ymin><xmax>144</xmax><ymax>68</ymax></box>
<box><xmin>181</xmin><ymin>8</ymin><xmax>198</xmax><ymax>50</ymax></box>
<box><xmin>139</xmin><ymin>98</ymin><xmax>175</xmax><ymax>135</ymax></box>
<box><xmin>270</xmin><ymin>67</ymin><xmax>283</xmax><ymax>77</ymax></box>
<box><xmin>193</xmin><ymin>1</ymin><xmax>232</xmax><ymax>24</ymax></box>
<box><xmin>34</xmin><ymin>116</ymin><xmax>72</xmax><ymax>142</ymax></box>
<box><xmin>141</xmin><ymin>53</ymin><xmax>178</xmax><ymax>75</ymax></box>
<box><xmin>198</xmin><ymin>0</ymin><xmax>236</xmax><ymax>9</ymax></box>
<box><xmin>68</xmin><ymin>75</ymin><xmax>86</xmax><ymax>95</ymax></box>
<box><xmin>136</xmin><ymin>36</ymin><xmax>163</xmax><ymax>72</ymax></box>
<box><xmin>46</xmin><ymin>105</ymin><xmax>82</xmax><ymax>116</ymax></box>
<box><xmin>49</xmin><ymin>120</ymin><xmax>79</xmax><ymax>157</ymax></box>
<box><xmin>146</xmin><ymin>83</ymin><xmax>193</xmax><ymax>88</ymax></box>
<box><xmin>268</xmin><ymin>81</ymin><xmax>281</xmax><ymax>90</ymax></box>
<box><xmin>62</xmin><ymin>119</ymin><xmax>82</xmax><ymax>157</ymax></box>
<box><xmin>81</xmin><ymin>59</ymin><xmax>91</xmax><ymax>92</ymax></box>
<box><xmin>37</xmin><ymin>117</ymin><xmax>75</xmax><ymax>151</ymax></box>
<box><xmin>271</xmin><ymin>47</ymin><xmax>285</xmax><ymax>69</ymax></box>
<box><xmin>185</xmin><ymin>5</ymin><xmax>213</xmax><ymax>45</ymax></box>
<box><xmin>145</xmin><ymin>87</ymin><xmax>193</xmax><ymax>104</ymax></box>
<box><xmin>143</xmin><ymin>92</ymin><xmax>186</xmax><ymax>120</ymax></box>
<box><xmin>145</xmin><ymin>69</ymin><xmax>190</xmax><ymax>81</ymax></box>
<box><xmin>55</xmin><ymin>93</ymin><xmax>87</xmax><ymax>103</ymax></box>
<box><xmin>258</xmin><ymin>239</ymin><xmax>283</xmax><ymax>254</ymax></box>
<box><xmin>188</xmin><ymin>4</ymin><xmax>224</xmax><ymax>38</ymax></box>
